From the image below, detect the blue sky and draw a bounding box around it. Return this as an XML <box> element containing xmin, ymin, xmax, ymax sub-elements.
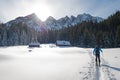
<box><xmin>0</xmin><ymin>0</ymin><xmax>120</xmax><ymax>22</ymax></box>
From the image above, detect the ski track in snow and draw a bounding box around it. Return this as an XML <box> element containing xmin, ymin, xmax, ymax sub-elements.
<box><xmin>0</xmin><ymin>46</ymin><xmax>119</xmax><ymax>80</ymax></box>
<box><xmin>86</xmin><ymin>49</ymin><xmax>117</xmax><ymax>80</ymax></box>
<box><xmin>101</xmin><ymin>58</ymin><xmax>116</xmax><ymax>80</ymax></box>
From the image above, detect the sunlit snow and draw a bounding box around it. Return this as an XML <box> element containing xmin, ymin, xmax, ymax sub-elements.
<box><xmin>0</xmin><ymin>44</ymin><xmax>120</xmax><ymax>80</ymax></box>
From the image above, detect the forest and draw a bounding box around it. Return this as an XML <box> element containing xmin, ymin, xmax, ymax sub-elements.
<box><xmin>0</xmin><ymin>11</ymin><xmax>120</xmax><ymax>48</ymax></box>
<box><xmin>38</xmin><ymin>11</ymin><xmax>120</xmax><ymax>48</ymax></box>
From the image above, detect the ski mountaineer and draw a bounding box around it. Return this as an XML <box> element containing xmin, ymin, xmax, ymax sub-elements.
<box><xmin>93</xmin><ymin>46</ymin><xmax>103</xmax><ymax>66</ymax></box>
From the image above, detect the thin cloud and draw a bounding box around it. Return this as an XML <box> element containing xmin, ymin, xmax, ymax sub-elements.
<box><xmin>0</xmin><ymin>0</ymin><xmax>120</xmax><ymax>22</ymax></box>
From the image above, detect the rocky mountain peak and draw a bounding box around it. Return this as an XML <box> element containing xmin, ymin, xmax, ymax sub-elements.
<box><xmin>46</xmin><ymin>16</ymin><xmax>56</xmax><ymax>21</ymax></box>
<box><xmin>5</xmin><ymin>13</ymin><xmax>104</xmax><ymax>31</ymax></box>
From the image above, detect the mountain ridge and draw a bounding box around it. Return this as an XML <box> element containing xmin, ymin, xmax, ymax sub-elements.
<box><xmin>0</xmin><ymin>11</ymin><xmax>120</xmax><ymax>47</ymax></box>
<box><xmin>5</xmin><ymin>13</ymin><xmax>104</xmax><ymax>31</ymax></box>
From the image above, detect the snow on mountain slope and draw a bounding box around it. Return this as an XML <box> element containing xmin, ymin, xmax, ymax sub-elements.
<box><xmin>76</xmin><ymin>13</ymin><xmax>103</xmax><ymax>23</ymax></box>
<box><xmin>44</xmin><ymin>16</ymin><xmax>59</xmax><ymax>30</ymax></box>
<box><xmin>5</xmin><ymin>13</ymin><xmax>46</xmax><ymax>32</ymax></box>
<box><xmin>5</xmin><ymin>13</ymin><xmax>103</xmax><ymax>31</ymax></box>
<box><xmin>45</xmin><ymin>13</ymin><xmax>103</xmax><ymax>30</ymax></box>
<box><xmin>70</xmin><ymin>16</ymin><xmax>77</xmax><ymax>25</ymax></box>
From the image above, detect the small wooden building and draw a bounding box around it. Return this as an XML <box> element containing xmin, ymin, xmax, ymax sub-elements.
<box><xmin>29</xmin><ymin>42</ymin><xmax>40</xmax><ymax>47</ymax></box>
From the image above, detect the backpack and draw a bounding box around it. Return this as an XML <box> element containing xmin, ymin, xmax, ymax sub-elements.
<box><xmin>96</xmin><ymin>47</ymin><xmax>100</xmax><ymax>54</ymax></box>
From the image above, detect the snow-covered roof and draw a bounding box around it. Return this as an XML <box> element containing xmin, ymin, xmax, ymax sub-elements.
<box><xmin>29</xmin><ymin>42</ymin><xmax>40</xmax><ymax>47</ymax></box>
<box><xmin>56</xmin><ymin>40</ymin><xmax>71</xmax><ymax>46</ymax></box>
<box><xmin>29</xmin><ymin>42</ymin><xmax>40</xmax><ymax>45</ymax></box>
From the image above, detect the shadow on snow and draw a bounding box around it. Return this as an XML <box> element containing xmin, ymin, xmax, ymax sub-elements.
<box><xmin>102</xmin><ymin>64</ymin><xmax>120</xmax><ymax>71</ymax></box>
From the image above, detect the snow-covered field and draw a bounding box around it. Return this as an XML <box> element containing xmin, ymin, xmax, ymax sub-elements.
<box><xmin>0</xmin><ymin>44</ymin><xmax>120</xmax><ymax>80</ymax></box>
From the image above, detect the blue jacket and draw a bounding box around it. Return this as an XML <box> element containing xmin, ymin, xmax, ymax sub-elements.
<box><xmin>93</xmin><ymin>47</ymin><xmax>103</xmax><ymax>55</ymax></box>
